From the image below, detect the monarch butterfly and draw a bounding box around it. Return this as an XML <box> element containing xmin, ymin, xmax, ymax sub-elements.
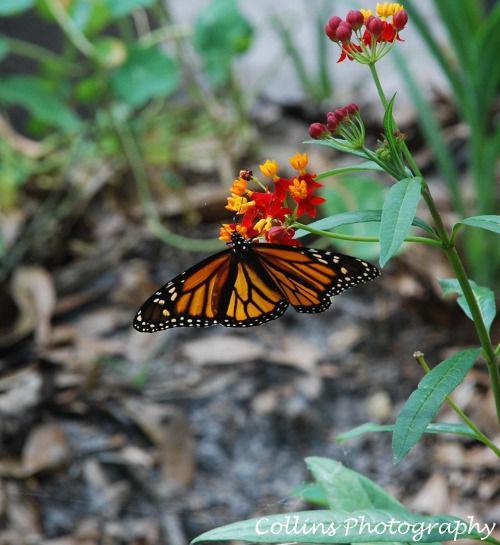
<box><xmin>133</xmin><ymin>232</ymin><xmax>379</xmax><ymax>332</ymax></box>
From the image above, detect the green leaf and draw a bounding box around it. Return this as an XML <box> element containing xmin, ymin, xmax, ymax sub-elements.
<box><xmin>103</xmin><ymin>0</ymin><xmax>155</xmax><ymax>18</ymax></box>
<box><xmin>306</xmin><ymin>457</ymin><xmax>408</xmax><ymax>514</ymax></box>
<box><xmin>392</xmin><ymin>348</ymin><xmax>480</xmax><ymax>463</ymax></box>
<box><xmin>295</xmin><ymin>210</ymin><xmax>434</xmax><ymax>239</ymax></box>
<box><xmin>439</xmin><ymin>278</ymin><xmax>496</xmax><ymax>333</ymax></box>
<box><xmin>304</xmin><ymin>138</ymin><xmax>367</xmax><ymax>158</ymax></box>
<box><xmin>110</xmin><ymin>45</ymin><xmax>179</xmax><ymax>107</ymax></box>
<box><xmin>316</xmin><ymin>161</ymin><xmax>384</xmax><ymax>180</ymax></box>
<box><xmin>379</xmin><ymin>177</ymin><xmax>422</xmax><ymax>267</ymax></box>
<box><xmin>193</xmin><ymin>0</ymin><xmax>253</xmax><ymax>86</ymax></box>
<box><xmin>0</xmin><ymin>75</ymin><xmax>80</xmax><ymax>132</ymax></box>
<box><xmin>456</xmin><ymin>215</ymin><xmax>500</xmax><ymax>235</ymax></box>
<box><xmin>291</xmin><ymin>482</ymin><xmax>329</xmax><ymax>507</ymax></box>
<box><xmin>383</xmin><ymin>94</ymin><xmax>397</xmax><ymax>149</ymax></box>
<box><xmin>336</xmin><ymin>422</ymin><xmax>477</xmax><ymax>443</ymax></box>
<box><xmin>192</xmin><ymin>509</ymin><xmax>480</xmax><ymax>543</ymax></box>
<box><xmin>0</xmin><ymin>0</ymin><xmax>35</xmax><ymax>15</ymax></box>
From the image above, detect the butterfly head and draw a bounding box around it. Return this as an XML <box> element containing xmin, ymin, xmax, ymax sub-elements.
<box><xmin>230</xmin><ymin>231</ymin><xmax>253</xmax><ymax>255</ymax></box>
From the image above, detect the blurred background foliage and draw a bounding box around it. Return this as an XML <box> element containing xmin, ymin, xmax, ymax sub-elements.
<box><xmin>0</xmin><ymin>0</ymin><xmax>498</xmax><ymax>284</ymax></box>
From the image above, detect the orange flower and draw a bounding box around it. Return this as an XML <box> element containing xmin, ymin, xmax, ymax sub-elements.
<box><xmin>288</xmin><ymin>152</ymin><xmax>309</xmax><ymax>173</ymax></box>
<box><xmin>218</xmin><ymin>223</ymin><xmax>249</xmax><ymax>241</ymax></box>
<box><xmin>229</xmin><ymin>177</ymin><xmax>248</xmax><ymax>196</ymax></box>
<box><xmin>225</xmin><ymin>196</ymin><xmax>255</xmax><ymax>214</ymax></box>
<box><xmin>254</xmin><ymin>216</ymin><xmax>274</xmax><ymax>234</ymax></box>
<box><xmin>259</xmin><ymin>159</ymin><xmax>279</xmax><ymax>179</ymax></box>
<box><xmin>289</xmin><ymin>178</ymin><xmax>308</xmax><ymax>200</ymax></box>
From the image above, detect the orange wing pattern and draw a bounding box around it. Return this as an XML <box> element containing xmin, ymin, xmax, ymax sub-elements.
<box><xmin>253</xmin><ymin>244</ymin><xmax>379</xmax><ymax>313</ymax></box>
<box><xmin>133</xmin><ymin>250</ymin><xmax>233</xmax><ymax>331</ymax></box>
<box><xmin>133</xmin><ymin>249</ymin><xmax>288</xmax><ymax>331</ymax></box>
<box><xmin>220</xmin><ymin>261</ymin><xmax>287</xmax><ymax>327</ymax></box>
<box><xmin>133</xmin><ymin>239</ymin><xmax>379</xmax><ymax>332</ymax></box>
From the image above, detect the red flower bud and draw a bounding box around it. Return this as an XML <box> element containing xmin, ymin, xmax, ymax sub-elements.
<box><xmin>337</xmin><ymin>106</ymin><xmax>350</xmax><ymax>119</ymax></box>
<box><xmin>325</xmin><ymin>16</ymin><xmax>342</xmax><ymax>41</ymax></box>
<box><xmin>335</xmin><ymin>22</ymin><xmax>352</xmax><ymax>44</ymax></box>
<box><xmin>367</xmin><ymin>16</ymin><xmax>383</xmax><ymax>38</ymax></box>
<box><xmin>393</xmin><ymin>9</ymin><xmax>408</xmax><ymax>30</ymax></box>
<box><xmin>266</xmin><ymin>226</ymin><xmax>298</xmax><ymax>246</ymax></box>
<box><xmin>326</xmin><ymin>112</ymin><xmax>338</xmax><ymax>131</ymax></box>
<box><xmin>308</xmin><ymin>122</ymin><xmax>328</xmax><ymax>140</ymax></box>
<box><xmin>346</xmin><ymin>103</ymin><xmax>359</xmax><ymax>115</ymax></box>
<box><xmin>346</xmin><ymin>10</ymin><xmax>364</xmax><ymax>30</ymax></box>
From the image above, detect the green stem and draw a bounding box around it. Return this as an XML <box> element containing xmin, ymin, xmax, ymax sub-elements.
<box><xmin>414</xmin><ymin>352</ymin><xmax>500</xmax><ymax>457</ymax></box>
<box><xmin>46</xmin><ymin>0</ymin><xmax>97</xmax><ymax>59</ymax></box>
<box><xmin>109</xmin><ymin>109</ymin><xmax>223</xmax><ymax>253</ymax></box>
<box><xmin>368</xmin><ymin>62</ymin><xmax>500</xmax><ymax>424</ymax></box>
<box><xmin>292</xmin><ymin>222</ymin><xmax>442</xmax><ymax>247</ymax></box>
<box><xmin>5</xmin><ymin>37</ymin><xmax>84</xmax><ymax>75</ymax></box>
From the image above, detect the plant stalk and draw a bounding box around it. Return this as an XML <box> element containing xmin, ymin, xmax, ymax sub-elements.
<box><xmin>368</xmin><ymin>62</ymin><xmax>500</xmax><ymax>424</ymax></box>
<box><xmin>292</xmin><ymin>222</ymin><xmax>442</xmax><ymax>247</ymax></box>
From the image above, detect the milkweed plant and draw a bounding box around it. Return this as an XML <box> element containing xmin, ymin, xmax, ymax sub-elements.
<box><xmin>193</xmin><ymin>4</ymin><xmax>500</xmax><ymax>545</ymax></box>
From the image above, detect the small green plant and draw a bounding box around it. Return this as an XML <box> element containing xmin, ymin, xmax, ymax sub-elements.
<box><xmin>394</xmin><ymin>0</ymin><xmax>500</xmax><ymax>287</ymax></box>
<box><xmin>193</xmin><ymin>4</ymin><xmax>500</xmax><ymax>544</ymax></box>
<box><xmin>0</xmin><ymin>0</ymin><xmax>255</xmax><ymax>276</ymax></box>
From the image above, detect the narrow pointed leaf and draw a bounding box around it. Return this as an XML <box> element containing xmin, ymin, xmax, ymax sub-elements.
<box><xmin>192</xmin><ymin>510</ymin><xmax>480</xmax><ymax>543</ymax></box>
<box><xmin>456</xmin><ymin>215</ymin><xmax>500</xmax><ymax>234</ymax></box>
<box><xmin>305</xmin><ymin>457</ymin><xmax>407</xmax><ymax>513</ymax></box>
<box><xmin>336</xmin><ymin>422</ymin><xmax>477</xmax><ymax>443</ymax></box>
<box><xmin>316</xmin><ymin>162</ymin><xmax>384</xmax><ymax>180</ymax></box>
<box><xmin>439</xmin><ymin>278</ymin><xmax>496</xmax><ymax>333</ymax></box>
<box><xmin>295</xmin><ymin>209</ymin><xmax>433</xmax><ymax>239</ymax></box>
<box><xmin>379</xmin><ymin>177</ymin><xmax>422</xmax><ymax>267</ymax></box>
<box><xmin>392</xmin><ymin>348</ymin><xmax>480</xmax><ymax>462</ymax></box>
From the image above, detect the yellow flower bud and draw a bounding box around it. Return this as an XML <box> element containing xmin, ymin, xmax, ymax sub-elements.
<box><xmin>288</xmin><ymin>152</ymin><xmax>309</xmax><ymax>172</ymax></box>
<box><xmin>259</xmin><ymin>159</ymin><xmax>279</xmax><ymax>178</ymax></box>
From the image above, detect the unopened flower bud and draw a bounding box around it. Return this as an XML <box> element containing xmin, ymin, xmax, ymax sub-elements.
<box><xmin>325</xmin><ymin>16</ymin><xmax>342</xmax><ymax>41</ymax></box>
<box><xmin>326</xmin><ymin>112</ymin><xmax>338</xmax><ymax>131</ymax></box>
<box><xmin>335</xmin><ymin>21</ymin><xmax>352</xmax><ymax>43</ymax></box>
<box><xmin>393</xmin><ymin>9</ymin><xmax>408</xmax><ymax>30</ymax></box>
<box><xmin>346</xmin><ymin>10</ymin><xmax>364</xmax><ymax>30</ymax></box>
<box><xmin>367</xmin><ymin>16</ymin><xmax>383</xmax><ymax>37</ymax></box>
<box><xmin>309</xmin><ymin>123</ymin><xmax>328</xmax><ymax>139</ymax></box>
<box><xmin>346</xmin><ymin>103</ymin><xmax>359</xmax><ymax>115</ymax></box>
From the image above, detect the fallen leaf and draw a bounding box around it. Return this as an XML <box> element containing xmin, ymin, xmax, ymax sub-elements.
<box><xmin>22</xmin><ymin>423</ymin><xmax>70</xmax><ymax>475</ymax></box>
<box><xmin>182</xmin><ymin>335</ymin><xmax>264</xmax><ymax>365</ymax></box>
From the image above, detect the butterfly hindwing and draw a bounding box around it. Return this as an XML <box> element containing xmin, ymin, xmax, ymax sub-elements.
<box><xmin>252</xmin><ymin>244</ymin><xmax>380</xmax><ymax>313</ymax></box>
<box><xmin>218</xmin><ymin>258</ymin><xmax>288</xmax><ymax>328</ymax></box>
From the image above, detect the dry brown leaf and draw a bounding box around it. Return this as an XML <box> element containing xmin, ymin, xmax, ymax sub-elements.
<box><xmin>9</xmin><ymin>265</ymin><xmax>57</xmax><ymax>346</ymax></box>
<box><xmin>182</xmin><ymin>335</ymin><xmax>264</xmax><ymax>366</ymax></box>
<box><xmin>22</xmin><ymin>423</ymin><xmax>70</xmax><ymax>475</ymax></box>
<box><xmin>267</xmin><ymin>336</ymin><xmax>322</xmax><ymax>372</ymax></box>
<box><xmin>411</xmin><ymin>473</ymin><xmax>449</xmax><ymax>514</ymax></box>
<box><xmin>0</xmin><ymin>367</ymin><xmax>42</xmax><ymax>417</ymax></box>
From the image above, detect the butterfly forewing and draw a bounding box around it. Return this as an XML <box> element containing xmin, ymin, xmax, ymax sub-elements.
<box><xmin>253</xmin><ymin>244</ymin><xmax>380</xmax><ymax>313</ymax></box>
<box><xmin>133</xmin><ymin>250</ymin><xmax>233</xmax><ymax>331</ymax></box>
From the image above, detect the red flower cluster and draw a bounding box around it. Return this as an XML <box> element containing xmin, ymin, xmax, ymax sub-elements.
<box><xmin>325</xmin><ymin>4</ymin><xmax>408</xmax><ymax>64</ymax></box>
<box><xmin>219</xmin><ymin>153</ymin><xmax>325</xmax><ymax>247</ymax></box>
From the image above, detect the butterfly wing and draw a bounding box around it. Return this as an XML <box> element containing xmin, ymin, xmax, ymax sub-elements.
<box><xmin>133</xmin><ymin>249</ymin><xmax>234</xmax><ymax>331</ymax></box>
<box><xmin>252</xmin><ymin>244</ymin><xmax>379</xmax><ymax>313</ymax></box>
<box><xmin>133</xmin><ymin>248</ymin><xmax>288</xmax><ymax>331</ymax></box>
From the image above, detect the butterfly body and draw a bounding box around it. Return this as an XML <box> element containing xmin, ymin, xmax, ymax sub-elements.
<box><xmin>133</xmin><ymin>233</ymin><xmax>379</xmax><ymax>332</ymax></box>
